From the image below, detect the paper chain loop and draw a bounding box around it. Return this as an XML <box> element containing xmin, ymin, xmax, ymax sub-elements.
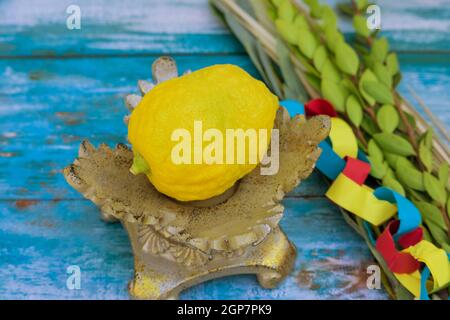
<box><xmin>280</xmin><ymin>99</ymin><xmax>450</xmax><ymax>299</ymax></box>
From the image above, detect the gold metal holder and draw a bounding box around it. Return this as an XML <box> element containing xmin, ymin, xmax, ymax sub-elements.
<box><xmin>63</xmin><ymin>57</ymin><xmax>330</xmax><ymax>299</ymax></box>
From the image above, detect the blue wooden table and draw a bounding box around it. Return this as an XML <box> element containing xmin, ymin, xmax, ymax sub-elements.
<box><xmin>0</xmin><ymin>0</ymin><xmax>449</xmax><ymax>300</ymax></box>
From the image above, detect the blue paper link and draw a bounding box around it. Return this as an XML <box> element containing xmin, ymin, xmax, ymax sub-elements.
<box><xmin>420</xmin><ymin>266</ymin><xmax>431</xmax><ymax>300</ymax></box>
<box><xmin>280</xmin><ymin>100</ymin><xmax>304</xmax><ymax>116</ymax></box>
<box><xmin>374</xmin><ymin>187</ymin><xmax>422</xmax><ymax>236</ymax></box>
<box><xmin>357</xmin><ymin>149</ymin><xmax>370</xmax><ymax>164</ymax></box>
<box><xmin>316</xmin><ymin>141</ymin><xmax>346</xmax><ymax>180</ymax></box>
<box><xmin>280</xmin><ymin>100</ymin><xmax>346</xmax><ymax>180</ymax></box>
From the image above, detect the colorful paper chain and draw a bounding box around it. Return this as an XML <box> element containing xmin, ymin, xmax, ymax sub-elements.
<box><xmin>280</xmin><ymin>99</ymin><xmax>450</xmax><ymax>299</ymax></box>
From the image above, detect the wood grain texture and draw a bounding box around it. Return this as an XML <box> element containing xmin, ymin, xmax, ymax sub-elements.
<box><xmin>1</xmin><ymin>0</ymin><xmax>449</xmax><ymax>57</ymax></box>
<box><xmin>397</xmin><ymin>54</ymin><xmax>450</xmax><ymax>130</ymax></box>
<box><xmin>0</xmin><ymin>0</ymin><xmax>448</xmax><ymax>300</ymax></box>
<box><xmin>0</xmin><ymin>198</ymin><xmax>387</xmax><ymax>299</ymax></box>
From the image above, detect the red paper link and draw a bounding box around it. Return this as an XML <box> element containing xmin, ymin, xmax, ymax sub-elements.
<box><xmin>342</xmin><ymin>157</ymin><xmax>371</xmax><ymax>185</ymax></box>
<box><xmin>376</xmin><ymin>221</ymin><xmax>421</xmax><ymax>274</ymax></box>
<box><xmin>398</xmin><ymin>227</ymin><xmax>423</xmax><ymax>249</ymax></box>
<box><xmin>304</xmin><ymin>99</ymin><xmax>338</xmax><ymax>118</ymax></box>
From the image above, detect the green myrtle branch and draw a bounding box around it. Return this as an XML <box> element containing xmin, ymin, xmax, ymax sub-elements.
<box><xmin>337</xmin><ymin>0</ymin><xmax>450</xmax><ymax>247</ymax></box>
<box><xmin>266</xmin><ymin>0</ymin><xmax>450</xmax><ymax>250</ymax></box>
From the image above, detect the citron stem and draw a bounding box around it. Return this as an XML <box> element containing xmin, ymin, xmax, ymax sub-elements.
<box><xmin>130</xmin><ymin>151</ymin><xmax>151</xmax><ymax>176</ymax></box>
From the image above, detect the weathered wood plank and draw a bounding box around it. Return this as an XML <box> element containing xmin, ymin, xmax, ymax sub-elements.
<box><xmin>0</xmin><ymin>199</ymin><xmax>134</xmax><ymax>299</ymax></box>
<box><xmin>0</xmin><ymin>198</ymin><xmax>387</xmax><ymax>299</ymax></box>
<box><xmin>1</xmin><ymin>54</ymin><xmax>448</xmax><ymax>200</ymax></box>
<box><xmin>1</xmin><ymin>0</ymin><xmax>449</xmax><ymax>57</ymax></box>
<box><xmin>397</xmin><ymin>54</ymin><xmax>450</xmax><ymax>130</ymax></box>
<box><xmin>0</xmin><ymin>0</ymin><xmax>239</xmax><ymax>56</ymax></box>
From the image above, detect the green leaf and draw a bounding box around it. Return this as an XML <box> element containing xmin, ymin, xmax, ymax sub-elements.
<box><xmin>295</xmin><ymin>50</ymin><xmax>320</xmax><ymax>77</ymax></box>
<box><xmin>368</xmin><ymin>139</ymin><xmax>384</xmax><ymax>162</ymax></box>
<box><xmin>362</xmin><ymin>53</ymin><xmax>376</xmax><ymax>69</ymax></box>
<box><xmin>321</xmin><ymin>59</ymin><xmax>341</xmax><ymax>83</ymax></box>
<box><xmin>321</xmin><ymin>6</ymin><xmax>338</xmax><ymax>30</ymax></box>
<box><xmin>416</xmin><ymin>202</ymin><xmax>450</xmax><ymax>254</ymax></box>
<box><xmin>313</xmin><ymin>45</ymin><xmax>328</xmax><ymax>72</ymax></box>
<box><xmin>353</xmin><ymin>42</ymin><xmax>370</xmax><ymax>55</ymax></box>
<box><xmin>373</xmin><ymin>132</ymin><xmax>416</xmax><ymax>156</ymax></box>
<box><xmin>447</xmin><ymin>198</ymin><xmax>450</xmax><ymax>220</ymax></box>
<box><xmin>271</xmin><ymin>0</ymin><xmax>284</xmax><ymax>8</ymax></box>
<box><xmin>266</xmin><ymin>6</ymin><xmax>277</xmax><ymax>20</ymax></box>
<box><xmin>321</xmin><ymin>79</ymin><xmax>348</xmax><ymax>112</ymax></box>
<box><xmin>438</xmin><ymin>163</ymin><xmax>449</xmax><ymax>187</ymax></box>
<box><xmin>303</xmin><ymin>0</ymin><xmax>318</xmax><ymax>5</ymax></box>
<box><xmin>407</xmin><ymin>112</ymin><xmax>417</xmax><ymax>129</ymax></box>
<box><xmin>353</xmin><ymin>15</ymin><xmax>370</xmax><ymax>38</ymax></box>
<box><xmin>371</xmin><ymin>37</ymin><xmax>389</xmax><ymax>63</ymax></box>
<box><xmin>275</xmin><ymin>19</ymin><xmax>298</xmax><ymax>44</ymax></box>
<box><xmin>395</xmin><ymin>158</ymin><xmax>425</xmax><ymax>191</ymax></box>
<box><xmin>310</xmin><ymin>1</ymin><xmax>324</xmax><ymax>18</ymax></box>
<box><xmin>359</xmin><ymin>69</ymin><xmax>377</xmax><ymax>106</ymax></box>
<box><xmin>393</xmin><ymin>156</ymin><xmax>416</xmax><ymax>171</ymax></box>
<box><xmin>385</xmin><ymin>166</ymin><xmax>396</xmax><ymax>179</ymax></box>
<box><xmin>278</xmin><ymin>0</ymin><xmax>296</xmax><ymax>22</ymax></box>
<box><xmin>418</xmin><ymin>139</ymin><xmax>433</xmax><ymax>172</ymax></box>
<box><xmin>340</xmin><ymin>78</ymin><xmax>360</xmax><ymax>97</ymax></box>
<box><xmin>335</xmin><ymin>40</ymin><xmax>360</xmax><ymax>75</ymax></box>
<box><xmin>427</xmin><ymin>225</ymin><xmax>450</xmax><ymax>254</ymax></box>
<box><xmin>305</xmin><ymin>72</ymin><xmax>321</xmax><ymax>92</ymax></box>
<box><xmin>346</xmin><ymin>95</ymin><xmax>363</xmax><ymax>127</ymax></box>
<box><xmin>386</xmin><ymin>53</ymin><xmax>400</xmax><ymax>76</ymax></box>
<box><xmin>355</xmin><ymin>0</ymin><xmax>368</xmax><ymax>10</ymax></box>
<box><xmin>324</xmin><ymin>26</ymin><xmax>344</xmax><ymax>53</ymax></box>
<box><xmin>361</xmin><ymin>115</ymin><xmax>379</xmax><ymax>136</ymax></box>
<box><xmin>293</xmin><ymin>14</ymin><xmax>308</xmax><ymax>30</ymax></box>
<box><xmin>422</xmin><ymin>128</ymin><xmax>433</xmax><ymax>149</ymax></box>
<box><xmin>337</xmin><ymin>3</ymin><xmax>354</xmax><ymax>16</ymax></box>
<box><xmin>362</xmin><ymin>80</ymin><xmax>394</xmax><ymax>105</ymax></box>
<box><xmin>384</xmin><ymin>152</ymin><xmax>400</xmax><ymax>168</ymax></box>
<box><xmin>376</xmin><ymin>104</ymin><xmax>399</xmax><ymax>133</ymax></box>
<box><xmin>382</xmin><ymin>175</ymin><xmax>405</xmax><ymax>196</ymax></box>
<box><xmin>424</xmin><ymin>172</ymin><xmax>447</xmax><ymax>205</ymax></box>
<box><xmin>297</xmin><ymin>28</ymin><xmax>318</xmax><ymax>59</ymax></box>
<box><xmin>415</xmin><ymin>201</ymin><xmax>448</xmax><ymax>232</ymax></box>
<box><xmin>393</xmin><ymin>72</ymin><xmax>402</xmax><ymax>88</ymax></box>
<box><xmin>373</xmin><ymin>62</ymin><xmax>393</xmax><ymax>88</ymax></box>
<box><xmin>397</xmin><ymin>110</ymin><xmax>417</xmax><ymax>133</ymax></box>
<box><xmin>368</xmin><ymin>157</ymin><xmax>388</xmax><ymax>179</ymax></box>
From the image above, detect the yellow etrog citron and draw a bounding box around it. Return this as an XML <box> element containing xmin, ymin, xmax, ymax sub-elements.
<box><xmin>128</xmin><ymin>64</ymin><xmax>279</xmax><ymax>201</ymax></box>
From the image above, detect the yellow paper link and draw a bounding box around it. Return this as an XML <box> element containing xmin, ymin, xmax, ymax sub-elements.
<box><xmin>329</xmin><ymin>118</ymin><xmax>358</xmax><ymax>159</ymax></box>
<box><xmin>326</xmin><ymin>173</ymin><xmax>397</xmax><ymax>226</ymax></box>
<box><xmin>394</xmin><ymin>240</ymin><xmax>450</xmax><ymax>297</ymax></box>
<box><xmin>394</xmin><ymin>270</ymin><xmax>423</xmax><ymax>298</ymax></box>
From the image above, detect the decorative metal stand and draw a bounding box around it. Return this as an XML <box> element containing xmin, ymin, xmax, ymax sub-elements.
<box><xmin>63</xmin><ymin>57</ymin><xmax>330</xmax><ymax>299</ymax></box>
